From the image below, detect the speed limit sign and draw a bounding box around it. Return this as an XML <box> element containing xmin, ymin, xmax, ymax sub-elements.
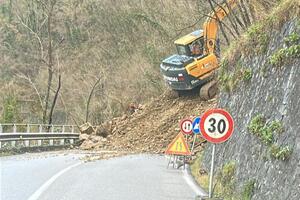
<box><xmin>200</xmin><ymin>109</ymin><xmax>234</xmax><ymax>143</ymax></box>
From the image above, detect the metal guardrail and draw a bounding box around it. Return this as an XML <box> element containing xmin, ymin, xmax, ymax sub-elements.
<box><xmin>0</xmin><ymin>124</ymin><xmax>80</xmax><ymax>149</ymax></box>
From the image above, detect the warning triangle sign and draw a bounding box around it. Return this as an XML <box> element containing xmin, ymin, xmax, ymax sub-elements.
<box><xmin>165</xmin><ymin>133</ymin><xmax>191</xmax><ymax>156</ymax></box>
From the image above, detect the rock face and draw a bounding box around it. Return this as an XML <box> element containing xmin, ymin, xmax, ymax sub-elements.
<box><xmin>203</xmin><ymin>20</ymin><xmax>300</xmax><ymax>199</ymax></box>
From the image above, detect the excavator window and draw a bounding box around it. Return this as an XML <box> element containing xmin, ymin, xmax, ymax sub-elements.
<box><xmin>175</xmin><ymin>37</ymin><xmax>204</xmax><ymax>57</ymax></box>
<box><xmin>176</xmin><ymin>45</ymin><xmax>189</xmax><ymax>56</ymax></box>
<box><xmin>189</xmin><ymin>38</ymin><xmax>204</xmax><ymax>57</ymax></box>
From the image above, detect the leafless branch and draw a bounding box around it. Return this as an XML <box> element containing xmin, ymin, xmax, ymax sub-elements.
<box><xmin>86</xmin><ymin>77</ymin><xmax>101</xmax><ymax>123</ymax></box>
<box><xmin>15</xmin><ymin>71</ymin><xmax>44</xmax><ymax>112</ymax></box>
<box><xmin>16</xmin><ymin>14</ymin><xmax>44</xmax><ymax>60</ymax></box>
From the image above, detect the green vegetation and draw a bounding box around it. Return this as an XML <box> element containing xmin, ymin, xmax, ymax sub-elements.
<box><xmin>242</xmin><ymin>69</ymin><xmax>253</xmax><ymax>81</ymax></box>
<box><xmin>191</xmin><ymin>154</ymin><xmax>239</xmax><ymax>199</ymax></box>
<box><xmin>248</xmin><ymin>115</ymin><xmax>293</xmax><ymax>160</ymax></box>
<box><xmin>1</xmin><ymin>95</ymin><xmax>20</xmax><ymax>123</ymax></box>
<box><xmin>248</xmin><ymin>115</ymin><xmax>266</xmax><ymax>137</ymax></box>
<box><xmin>217</xmin><ymin>161</ymin><xmax>236</xmax><ymax>198</ymax></box>
<box><xmin>219</xmin><ymin>59</ymin><xmax>252</xmax><ymax>93</ymax></box>
<box><xmin>242</xmin><ymin>180</ymin><xmax>256</xmax><ymax>200</ymax></box>
<box><xmin>270</xmin><ymin>145</ymin><xmax>293</xmax><ymax>161</ymax></box>
<box><xmin>269</xmin><ymin>120</ymin><xmax>284</xmax><ymax>133</ymax></box>
<box><xmin>267</xmin><ymin>17</ymin><xmax>300</xmax><ymax>69</ymax></box>
<box><xmin>248</xmin><ymin>115</ymin><xmax>284</xmax><ymax>145</ymax></box>
<box><xmin>284</xmin><ymin>32</ymin><xmax>300</xmax><ymax>45</ymax></box>
<box><xmin>223</xmin><ymin>0</ymin><xmax>300</xmax><ymax>68</ymax></box>
<box><xmin>269</xmin><ymin>44</ymin><xmax>300</xmax><ymax>67</ymax></box>
<box><xmin>246</xmin><ymin>23</ymin><xmax>270</xmax><ymax>53</ymax></box>
<box><xmin>190</xmin><ymin>151</ymin><xmax>210</xmax><ymax>191</ymax></box>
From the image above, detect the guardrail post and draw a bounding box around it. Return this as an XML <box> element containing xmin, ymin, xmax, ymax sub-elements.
<box><xmin>25</xmin><ymin>140</ymin><xmax>29</xmax><ymax>147</ymax></box>
<box><xmin>38</xmin><ymin>140</ymin><xmax>42</xmax><ymax>146</ymax></box>
<box><xmin>11</xmin><ymin>141</ymin><xmax>16</xmax><ymax>147</ymax></box>
<box><xmin>27</xmin><ymin>124</ymin><xmax>30</xmax><ymax>133</ymax></box>
<box><xmin>0</xmin><ymin>141</ymin><xmax>2</xmax><ymax>148</ymax></box>
<box><xmin>39</xmin><ymin>125</ymin><xmax>42</xmax><ymax>133</ymax></box>
<box><xmin>60</xmin><ymin>139</ymin><xmax>65</xmax><ymax>145</ymax></box>
<box><xmin>51</xmin><ymin>125</ymin><xmax>54</xmax><ymax>133</ymax></box>
<box><xmin>13</xmin><ymin>124</ymin><xmax>17</xmax><ymax>133</ymax></box>
<box><xmin>0</xmin><ymin>124</ymin><xmax>2</xmax><ymax>133</ymax></box>
<box><xmin>62</xmin><ymin>125</ymin><xmax>65</xmax><ymax>133</ymax></box>
<box><xmin>71</xmin><ymin>126</ymin><xmax>74</xmax><ymax>133</ymax></box>
<box><xmin>49</xmin><ymin>139</ymin><xmax>53</xmax><ymax>146</ymax></box>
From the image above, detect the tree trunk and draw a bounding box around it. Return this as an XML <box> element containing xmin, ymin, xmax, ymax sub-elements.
<box><xmin>48</xmin><ymin>74</ymin><xmax>61</xmax><ymax>125</ymax></box>
<box><xmin>222</xmin><ymin>0</ymin><xmax>240</xmax><ymax>36</ymax></box>
<box><xmin>237</xmin><ymin>1</ymin><xmax>250</xmax><ymax>28</ymax></box>
<box><xmin>85</xmin><ymin>77</ymin><xmax>101</xmax><ymax>123</ymax></box>
<box><xmin>43</xmin><ymin>1</ymin><xmax>55</xmax><ymax>124</ymax></box>
<box><xmin>241</xmin><ymin>0</ymin><xmax>251</xmax><ymax>25</ymax></box>
<box><xmin>246</xmin><ymin>0</ymin><xmax>256</xmax><ymax>22</ymax></box>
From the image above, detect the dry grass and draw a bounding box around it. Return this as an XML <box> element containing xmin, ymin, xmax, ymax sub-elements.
<box><xmin>224</xmin><ymin>0</ymin><xmax>300</xmax><ymax>65</ymax></box>
<box><xmin>0</xmin><ymin>0</ymin><xmax>202</xmax><ymax>124</ymax></box>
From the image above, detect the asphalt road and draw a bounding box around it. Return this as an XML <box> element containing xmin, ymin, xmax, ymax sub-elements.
<box><xmin>0</xmin><ymin>151</ymin><xmax>206</xmax><ymax>200</ymax></box>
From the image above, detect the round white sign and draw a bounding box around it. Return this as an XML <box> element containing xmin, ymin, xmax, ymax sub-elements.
<box><xmin>200</xmin><ymin>109</ymin><xmax>234</xmax><ymax>143</ymax></box>
<box><xmin>180</xmin><ymin>119</ymin><xmax>193</xmax><ymax>135</ymax></box>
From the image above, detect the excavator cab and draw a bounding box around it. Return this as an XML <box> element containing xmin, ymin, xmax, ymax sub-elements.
<box><xmin>160</xmin><ymin>30</ymin><xmax>210</xmax><ymax>91</ymax></box>
<box><xmin>175</xmin><ymin>30</ymin><xmax>204</xmax><ymax>58</ymax></box>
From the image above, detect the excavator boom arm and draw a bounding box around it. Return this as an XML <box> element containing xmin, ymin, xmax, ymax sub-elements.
<box><xmin>203</xmin><ymin>0</ymin><xmax>237</xmax><ymax>54</ymax></box>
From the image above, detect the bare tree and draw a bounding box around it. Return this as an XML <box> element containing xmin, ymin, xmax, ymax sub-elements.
<box><xmin>43</xmin><ymin>0</ymin><xmax>57</xmax><ymax>124</ymax></box>
<box><xmin>85</xmin><ymin>77</ymin><xmax>102</xmax><ymax>123</ymax></box>
<box><xmin>48</xmin><ymin>73</ymin><xmax>61</xmax><ymax>125</ymax></box>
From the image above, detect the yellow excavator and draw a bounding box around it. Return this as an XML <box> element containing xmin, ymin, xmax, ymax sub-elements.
<box><xmin>160</xmin><ymin>0</ymin><xmax>237</xmax><ymax>100</ymax></box>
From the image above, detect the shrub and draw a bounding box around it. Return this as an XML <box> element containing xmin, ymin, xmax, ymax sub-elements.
<box><xmin>269</xmin><ymin>45</ymin><xmax>300</xmax><ymax>67</ymax></box>
<box><xmin>1</xmin><ymin>95</ymin><xmax>20</xmax><ymax>123</ymax></box>
<box><xmin>248</xmin><ymin>115</ymin><xmax>265</xmax><ymax>135</ymax></box>
<box><xmin>248</xmin><ymin>115</ymin><xmax>284</xmax><ymax>145</ymax></box>
<box><xmin>270</xmin><ymin>145</ymin><xmax>293</xmax><ymax>161</ymax></box>
<box><xmin>217</xmin><ymin>161</ymin><xmax>236</xmax><ymax>197</ymax></box>
<box><xmin>269</xmin><ymin>120</ymin><xmax>284</xmax><ymax>133</ymax></box>
<box><xmin>269</xmin><ymin>33</ymin><xmax>300</xmax><ymax>67</ymax></box>
<box><xmin>242</xmin><ymin>179</ymin><xmax>256</xmax><ymax>200</ymax></box>
<box><xmin>246</xmin><ymin>23</ymin><xmax>270</xmax><ymax>53</ymax></box>
<box><xmin>284</xmin><ymin>32</ymin><xmax>300</xmax><ymax>46</ymax></box>
<box><xmin>242</xmin><ymin>69</ymin><xmax>253</xmax><ymax>81</ymax></box>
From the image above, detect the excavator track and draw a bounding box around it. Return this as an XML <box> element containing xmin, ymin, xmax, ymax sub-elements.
<box><xmin>199</xmin><ymin>80</ymin><xmax>218</xmax><ymax>100</ymax></box>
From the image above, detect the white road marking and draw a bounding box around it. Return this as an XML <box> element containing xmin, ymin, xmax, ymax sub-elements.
<box><xmin>28</xmin><ymin>162</ymin><xmax>81</xmax><ymax>200</ymax></box>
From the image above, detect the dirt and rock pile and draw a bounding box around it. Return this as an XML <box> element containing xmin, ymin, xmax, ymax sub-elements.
<box><xmin>79</xmin><ymin>92</ymin><xmax>217</xmax><ymax>153</ymax></box>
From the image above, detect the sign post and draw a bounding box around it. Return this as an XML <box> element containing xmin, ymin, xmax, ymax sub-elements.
<box><xmin>208</xmin><ymin>144</ymin><xmax>216</xmax><ymax>198</ymax></box>
<box><xmin>200</xmin><ymin>109</ymin><xmax>234</xmax><ymax>198</ymax></box>
<box><xmin>191</xmin><ymin>117</ymin><xmax>201</xmax><ymax>152</ymax></box>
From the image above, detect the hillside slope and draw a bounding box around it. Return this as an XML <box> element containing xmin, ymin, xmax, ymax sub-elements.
<box><xmin>200</xmin><ymin>1</ymin><xmax>300</xmax><ymax>199</ymax></box>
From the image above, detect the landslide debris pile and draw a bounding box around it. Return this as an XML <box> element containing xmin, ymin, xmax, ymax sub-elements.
<box><xmin>79</xmin><ymin>93</ymin><xmax>216</xmax><ymax>153</ymax></box>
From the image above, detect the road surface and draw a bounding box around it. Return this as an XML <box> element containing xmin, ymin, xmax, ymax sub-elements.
<box><xmin>0</xmin><ymin>151</ymin><xmax>207</xmax><ymax>200</ymax></box>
